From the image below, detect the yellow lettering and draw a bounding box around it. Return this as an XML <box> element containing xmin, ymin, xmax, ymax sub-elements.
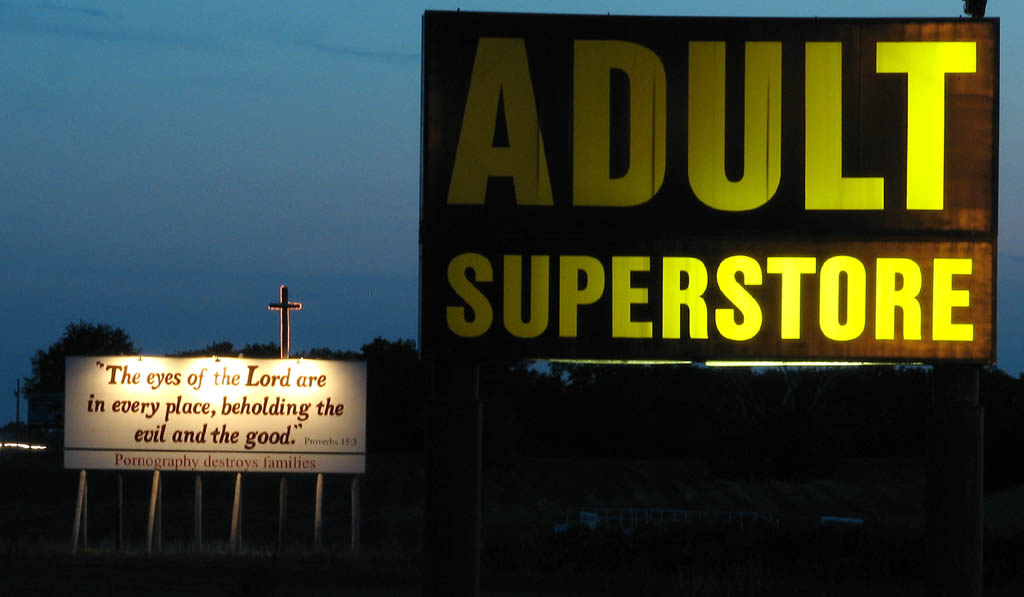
<box><xmin>933</xmin><ymin>258</ymin><xmax>973</xmax><ymax>341</ymax></box>
<box><xmin>503</xmin><ymin>255</ymin><xmax>550</xmax><ymax>338</ymax></box>
<box><xmin>819</xmin><ymin>256</ymin><xmax>866</xmax><ymax>341</ymax></box>
<box><xmin>766</xmin><ymin>257</ymin><xmax>816</xmax><ymax>339</ymax></box>
<box><xmin>715</xmin><ymin>255</ymin><xmax>763</xmax><ymax>341</ymax></box>
<box><xmin>573</xmin><ymin>40</ymin><xmax>666</xmax><ymax>206</ymax></box>
<box><xmin>805</xmin><ymin>42</ymin><xmax>884</xmax><ymax>210</ymax></box>
<box><xmin>559</xmin><ymin>256</ymin><xmax>605</xmax><ymax>337</ymax></box>
<box><xmin>876</xmin><ymin>42</ymin><xmax>976</xmax><ymax>210</ymax></box>
<box><xmin>661</xmin><ymin>257</ymin><xmax>709</xmax><ymax>339</ymax></box>
<box><xmin>446</xmin><ymin>253</ymin><xmax>494</xmax><ymax>337</ymax></box>
<box><xmin>875</xmin><ymin>257</ymin><xmax>922</xmax><ymax>340</ymax></box>
<box><xmin>689</xmin><ymin>41</ymin><xmax>782</xmax><ymax>211</ymax></box>
<box><xmin>448</xmin><ymin>38</ymin><xmax>553</xmax><ymax>205</ymax></box>
<box><xmin>611</xmin><ymin>256</ymin><xmax>652</xmax><ymax>338</ymax></box>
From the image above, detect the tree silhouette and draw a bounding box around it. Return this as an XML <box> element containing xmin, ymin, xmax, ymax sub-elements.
<box><xmin>25</xmin><ymin>321</ymin><xmax>138</xmax><ymax>393</ymax></box>
<box><xmin>175</xmin><ymin>340</ymin><xmax>237</xmax><ymax>357</ymax></box>
<box><xmin>360</xmin><ymin>338</ymin><xmax>428</xmax><ymax>453</ymax></box>
<box><xmin>176</xmin><ymin>341</ymin><xmax>282</xmax><ymax>358</ymax></box>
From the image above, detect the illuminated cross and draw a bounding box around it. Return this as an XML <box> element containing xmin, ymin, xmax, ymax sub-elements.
<box><xmin>268</xmin><ymin>285</ymin><xmax>302</xmax><ymax>359</ymax></box>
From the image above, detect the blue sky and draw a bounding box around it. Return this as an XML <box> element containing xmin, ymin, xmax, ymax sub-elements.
<box><xmin>1</xmin><ymin>0</ymin><xmax>1020</xmax><ymax>424</ymax></box>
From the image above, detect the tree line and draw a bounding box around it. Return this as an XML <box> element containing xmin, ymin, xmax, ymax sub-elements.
<box><xmin>19</xmin><ymin>321</ymin><xmax>1024</xmax><ymax>490</ymax></box>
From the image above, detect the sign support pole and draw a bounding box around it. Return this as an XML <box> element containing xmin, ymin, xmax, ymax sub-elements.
<box><xmin>313</xmin><ymin>472</ymin><xmax>324</xmax><ymax>550</ymax></box>
<box><xmin>155</xmin><ymin>473</ymin><xmax>162</xmax><ymax>552</ymax></box>
<box><xmin>194</xmin><ymin>474</ymin><xmax>203</xmax><ymax>552</ymax></box>
<box><xmin>424</xmin><ymin>360</ymin><xmax>481</xmax><ymax>597</ymax></box>
<box><xmin>117</xmin><ymin>474</ymin><xmax>124</xmax><ymax>551</ymax></box>
<box><xmin>72</xmin><ymin>470</ymin><xmax>86</xmax><ymax>554</ymax></box>
<box><xmin>277</xmin><ymin>476</ymin><xmax>288</xmax><ymax>553</ymax></box>
<box><xmin>230</xmin><ymin>472</ymin><xmax>243</xmax><ymax>553</ymax></box>
<box><xmin>351</xmin><ymin>475</ymin><xmax>361</xmax><ymax>553</ymax></box>
<box><xmin>83</xmin><ymin>474</ymin><xmax>88</xmax><ymax>548</ymax></box>
<box><xmin>146</xmin><ymin>470</ymin><xmax>160</xmax><ymax>555</ymax></box>
<box><xmin>928</xmin><ymin>365</ymin><xmax>983</xmax><ymax>597</ymax></box>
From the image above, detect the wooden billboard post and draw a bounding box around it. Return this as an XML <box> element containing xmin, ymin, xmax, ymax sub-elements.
<box><xmin>929</xmin><ymin>365</ymin><xmax>983</xmax><ymax>597</ymax></box>
<box><xmin>194</xmin><ymin>474</ymin><xmax>203</xmax><ymax>552</ymax></box>
<box><xmin>154</xmin><ymin>471</ymin><xmax>162</xmax><ymax>550</ymax></box>
<box><xmin>424</xmin><ymin>360</ymin><xmax>481</xmax><ymax>597</ymax></box>
<box><xmin>230</xmin><ymin>472</ymin><xmax>243</xmax><ymax>553</ymax></box>
<box><xmin>313</xmin><ymin>472</ymin><xmax>324</xmax><ymax>550</ymax></box>
<box><xmin>145</xmin><ymin>470</ymin><xmax>161</xmax><ymax>555</ymax></box>
<box><xmin>117</xmin><ymin>474</ymin><xmax>125</xmax><ymax>551</ymax></box>
<box><xmin>277</xmin><ymin>476</ymin><xmax>288</xmax><ymax>553</ymax></box>
<box><xmin>351</xmin><ymin>475</ymin><xmax>361</xmax><ymax>553</ymax></box>
<box><xmin>71</xmin><ymin>470</ymin><xmax>86</xmax><ymax>554</ymax></box>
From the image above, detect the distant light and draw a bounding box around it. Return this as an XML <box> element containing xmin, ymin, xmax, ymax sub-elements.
<box><xmin>704</xmin><ymin>360</ymin><xmax>916</xmax><ymax>367</ymax></box>
<box><xmin>0</xmin><ymin>442</ymin><xmax>47</xmax><ymax>451</ymax></box>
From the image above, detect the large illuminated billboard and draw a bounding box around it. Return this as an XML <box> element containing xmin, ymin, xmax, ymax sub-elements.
<box><xmin>420</xmin><ymin>12</ymin><xmax>997</xmax><ymax>363</ymax></box>
<box><xmin>64</xmin><ymin>356</ymin><xmax>366</xmax><ymax>473</ymax></box>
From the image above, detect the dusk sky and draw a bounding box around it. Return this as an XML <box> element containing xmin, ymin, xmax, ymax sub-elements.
<box><xmin>2</xmin><ymin>0</ymin><xmax>1020</xmax><ymax>424</ymax></box>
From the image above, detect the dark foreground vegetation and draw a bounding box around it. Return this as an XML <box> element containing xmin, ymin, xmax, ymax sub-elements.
<box><xmin>2</xmin><ymin>450</ymin><xmax>1024</xmax><ymax>596</ymax></box>
<box><xmin>5</xmin><ymin>323</ymin><xmax>1024</xmax><ymax>594</ymax></box>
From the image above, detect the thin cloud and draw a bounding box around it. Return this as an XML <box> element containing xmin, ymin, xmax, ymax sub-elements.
<box><xmin>0</xmin><ymin>1</ymin><xmax>116</xmax><ymax>19</ymax></box>
<box><xmin>293</xmin><ymin>39</ymin><xmax>419</xmax><ymax>64</ymax></box>
<box><xmin>37</xmin><ymin>2</ymin><xmax>115</xmax><ymax>19</ymax></box>
<box><xmin>0</xmin><ymin>1</ymin><xmax>227</xmax><ymax>52</ymax></box>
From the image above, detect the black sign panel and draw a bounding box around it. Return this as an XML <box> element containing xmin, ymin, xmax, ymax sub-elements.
<box><xmin>420</xmin><ymin>12</ymin><xmax>997</xmax><ymax>363</ymax></box>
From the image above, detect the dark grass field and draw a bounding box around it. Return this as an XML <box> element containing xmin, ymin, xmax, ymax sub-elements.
<box><xmin>2</xmin><ymin>450</ymin><xmax>1023</xmax><ymax>596</ymax></box>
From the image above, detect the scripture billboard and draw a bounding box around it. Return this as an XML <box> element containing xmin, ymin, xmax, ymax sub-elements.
<box><xmin>64</xmin><ymin>356</ymin><xmax>366</xmax><ymax>473</ymax></box>
<box><xmin>420</xmin><ymin>12</ymin><xmax>997</xmax><ymax>363</ymax></box>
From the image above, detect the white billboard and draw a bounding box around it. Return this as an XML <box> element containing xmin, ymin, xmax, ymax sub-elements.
<box><xmin>64</xmin><ymin>356</ymin><xmax>366</xmax><ymax>473</ymax></box>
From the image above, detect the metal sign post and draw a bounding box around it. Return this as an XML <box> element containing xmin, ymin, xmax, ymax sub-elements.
<box><xmin>424</xmin><ymin>360</ymin><xmax>481</xmax><ymax>597</ymax></box>
<box><xmin>929</xmin><ymin>365</ymin><xmax>983</xmax><ymax>597</ymax></box>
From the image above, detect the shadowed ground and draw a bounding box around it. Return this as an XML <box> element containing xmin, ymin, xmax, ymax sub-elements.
<box><xmin>2</xmin><ymin>451</ymin><xmax>1022</xmax><ymax>596</ymax></box>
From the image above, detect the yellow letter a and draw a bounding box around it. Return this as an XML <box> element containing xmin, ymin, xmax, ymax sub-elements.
<box><xmin>448</xmin><ymin>38</ymin><xmax>553</xmax><ymax>205</ymax></box>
